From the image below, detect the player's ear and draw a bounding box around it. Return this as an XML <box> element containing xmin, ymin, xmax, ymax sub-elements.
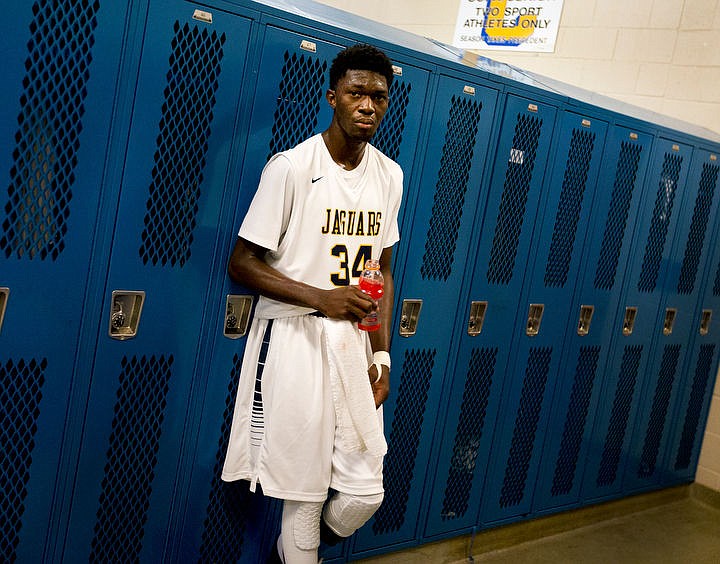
<box><xmin>326</xmin><ymin>89</ymin><xmax>336</xmax><ymax>109</ymax></box>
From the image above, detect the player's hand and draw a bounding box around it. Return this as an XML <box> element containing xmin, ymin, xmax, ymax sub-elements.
<box><xmin>318</xmin><ymin>286</ymin><xmax>376</xmax><ymax>321</ymax></box>
<box><xmin>368</xmin><ymin>363</ymin><xmax>390</xmax><ymax>408</ymax></box>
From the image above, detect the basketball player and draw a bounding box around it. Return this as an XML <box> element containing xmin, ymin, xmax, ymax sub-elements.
<box><xmin>221</xmin><ymin>44</ymin><xmax>403</xmax><ymax>564</ymax></box>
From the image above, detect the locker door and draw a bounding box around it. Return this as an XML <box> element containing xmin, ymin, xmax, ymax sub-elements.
<box><xmin>662</xmin><ymin>151</ymin><xmax>720</xmax><ymax>486</ymax></box>
<box><xmin>666</xmin><ymin>182</ymin><xmax>720</xmax><ymax>483</ymax></box>
<box><xmin>61</xmin><ymin>3</ymin><xmax>253</xmax><ymax>561</ymax></box>
<box><xmin>581</xmin><ymin>137</ymin><xmax>693</xmax><ymax>503</ymax></box>
<box><xmin>175</xmin><ymin>27</ymin><xmax>431</xmax><ymax>564</ymax></box>
<box><xmin>624</xmin><ymin>147</ymin><xmax>720</xmax><ymax>492</ymax></box>
<box><xmin>478</xmin><ymin>110</ymin><xmax>607</xmax><ymax>525</ymax></box>
<box><xmin>420</xmin><ymin>94</ymin><xmax>557</xmax><ymax>538</ymax></box>
<box><xmin>0</xmin><ymin>2</ymin><xmax>128</xmax><ymax>561</ymax></box>
<box><xmin>352</xmin><ymin>74</ymin><xmax>499</xmax><ymax>555</ymax></box>
<box><xmin>533</xmin><ymin>125</ymin><xmax>654</xmax><ymax>513</ymax></box>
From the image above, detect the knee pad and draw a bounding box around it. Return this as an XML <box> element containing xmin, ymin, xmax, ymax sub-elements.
<box><xmin>322</xmin><ymin>492</ymin><xmax>384</xmax><ymax>538</ymax></box>
<box><xmin>282</xmin><ymin>500</ymin><xmax>323</xmax><ymax>553</ymax></box>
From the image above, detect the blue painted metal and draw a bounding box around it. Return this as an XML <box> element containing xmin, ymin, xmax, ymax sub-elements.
<box><xmin>579</xmin><ymin>137</ymin><xmax>693</xmax><ymax>504</ymax></box>
<box><xmin>421</xmin><ymin>93</ymin><xmax>559</xmax><ymax>538</ymax></box>
<box><xmin>478</xmin><ymin>110</ymin><xmax>607</xmax><ymax>525</ymax></box>
<box><xmin>2</xmin><ymin>0</ymin><xmax>720</xmax><ymax>562</ymax></box>
<box><xmin>0</xmin><ymin>2</ymin><xmax>131</xmax><ymax>561</ymax></box>
<box><xmin>623</xmin><ymin>147</ymin><xmax>720</xmax><ymax>493</ymax></box>
<box><xmin>352</xmin><ymin>72</ymin><xmax>500</xmax><ymax>557</ymax></box>
<box><xmin>59</xmin><ymin>2</ymin><xmax>257</xmax><ymax>561</ymax></box>
<box><xmin>535</xmin><ymin>123</ymin><xmax>655</xmax><ymax>513</ymax></box>
<box><xmin>663</xmin><ymin>165</ymin><xmax>720</xmax><ymax>484</ymax></box>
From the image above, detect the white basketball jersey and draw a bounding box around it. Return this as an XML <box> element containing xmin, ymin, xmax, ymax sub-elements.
<box><xmin>239</xmin><ymin>134</ymin><xmax>403</xmax><ymax>319</ymax></box>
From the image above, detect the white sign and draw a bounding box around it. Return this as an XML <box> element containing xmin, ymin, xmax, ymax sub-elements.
<box><xmin>453</xmin><ymin>0</ymin><xmax>564</xmax><ymax>52</ymax></box>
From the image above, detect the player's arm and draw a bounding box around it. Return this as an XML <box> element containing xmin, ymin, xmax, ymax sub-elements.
<box><xmin>368</xmin><ymin>245</ymin><xmax>394</xmax><ymax>407</ymax></box>
<box><xmin>228</xmin><ymin>237</ymin><xmax>374</xmax><ymax>321</ymax></box>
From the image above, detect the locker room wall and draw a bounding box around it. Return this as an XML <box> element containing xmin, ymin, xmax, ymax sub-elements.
<box><xmin>1</xmin><ymin>1</ymin><xmax>720</xmax><ymax>563</ymax></box>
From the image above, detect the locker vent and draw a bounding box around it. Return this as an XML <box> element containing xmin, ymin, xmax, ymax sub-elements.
<box><xmin>0</xmin><ymin>358</ymin><xmax>47</xmax><ymax>561</ymax></box>
<box><xmin>594</xmin><ymin>142</ymin><xmax>643</xmax><ymax>290</ymax></box>
<box><xmin>138</xmin><ymin>22</ymin><xmax>226</xmax><ymax>268</ymax></box>
<box><xmin>372</xmin><ymin>79</ymin><xmax>411</xmax><ymax>161</ymax></box>
<box><xmin>267</xmin><ymin>51</ymin><xmax>327</xmax><ymax>160</ymax></box>
<box><xmin>677</xmin><ymin>163</ymin><xmax>719</xmax><ymax>294</ymax></box>
<box><xmin>637</xmin><ymin>344</ymin><xmax>681</xmax><ymax>478</ymax></box>
<box><xmin>675</xmin><ymin>344</ymin><xmax>716</xmax><ymax>470</ymax></box>
<box><xmin>373</xmin><ymin>349</ymin><xmax>435</xmax><ymax>535</ymax></box>
<box><xmin>637</xmin><ymin>153</ymin><xmax>683</xmax><ymax>293</ymax></box>
<box><xmin>90</xmin><ymin>355</ymin><xmax>173</xmax><ymax>562</ymax></box>
<box><xmin>199</xmin><ymin>354</ymin><xmax>250</xmax><ymax>562</ymax></box>
<box><xmin>441</xmin><ymin>347</ymin><xmax>497</xmax><ymax>521</ymax></box>
<box><xmin>499</xmin><ymin>347</ymin><xmax>552</xmax><ymax>508</ymax></box>
<box><xmin>544</xmin><ymin>129</ymin><xmax>595</xmax><ymax>287</ymax></box>
<box><xmin>0</xmin><ymin>0</ymin><xmax>100</xmax><ymax>261</ymax></box>
<box><xmin>597</xmin><ymin>345</ymin><xmax>642</xmax><ymax>487</ymax></box>
<box><xmin>487</xmin><ymin>114</ymin><xmax>542</xmax><ymax>285</ymax></box>
<box><xmin>421</xmin><ymin>96</ymin><xmax>484</xmax><ymax>281</ymax></box>
<box><xmin>714</xmin><ymin>252</ymin><xmax>720</xmax><ymax>296</ymax></box>
<box><xmin>551</xmin><ymin>346</ymin><xmax>600</xmax><ymax>497</ymax></box>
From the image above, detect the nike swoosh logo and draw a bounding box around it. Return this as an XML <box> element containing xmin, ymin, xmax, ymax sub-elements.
<box><xmin>311</xmin><ymin>176</ymin><xmax>324</xmax><ymax>183</ymax></box>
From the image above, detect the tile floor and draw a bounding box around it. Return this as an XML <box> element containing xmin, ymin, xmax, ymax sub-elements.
<box><xmin>355</xmin><ymin>485</ymin><xmax>720</xmax><ymax>563</ymax></box>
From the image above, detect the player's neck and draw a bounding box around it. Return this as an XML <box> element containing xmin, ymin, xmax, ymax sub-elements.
<box><xmin>322</xmin><ymin>128</ymin><xmax>366</xmax><ymax>171</ymax></box>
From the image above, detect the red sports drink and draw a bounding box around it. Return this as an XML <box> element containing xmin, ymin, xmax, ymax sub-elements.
<box><xmin>358</xmin><ymin>259</ymin><xmax>384</xmax><ymax>331</ymax></box>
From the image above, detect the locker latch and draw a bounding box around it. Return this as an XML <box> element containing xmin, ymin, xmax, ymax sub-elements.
<box><xmin>109</xmin><ymin>290</ymin><xmax>145</xmax><ymax>340</ymax></box>
<box><xmin>663</xmin><ymin>308</ymin><xmax>677</xmax><ymax>336</ymax></box>
<box><xmin>526</xmin><ymin>304</ymin><xmax>544</xmax><ymax>336</ymax></box>
<box><xmin>700</xmin><ymin>309</ymin><xmax>712</xmax><ymax>336</ymax></box>
<box><xmin>0</xmin><ymin>287</ymin><xmax>8</xmax><ymax>336</ymax></box>
<box><xmin>622</xmin><ymin>306</ymin><xmax>637</xmax><ymax>336</ymax></box>
<box><xmin>224</xmin><ymin>295</ymin><xmax>253</xmax><ymax>339</ymax></box>
<box><xmin>467</xmin><ymin>301</ymin><xmax>488</xmax><ymax>336</ymax></box>
<box><xmin>399</xmin><ymin>299</ymin><xmax>422</xmax><ymax>337</ymax></box>
<box><xmin>577</xmin><ymin>305</ymin><xmax>594</xmax><ymax>336</ymax></box>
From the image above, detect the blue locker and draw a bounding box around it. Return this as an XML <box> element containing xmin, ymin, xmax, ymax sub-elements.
<box><xmin>60</xmin><ymin>2</ymin><xmax>254</xmax><ymax>561</ymax></box>
<box><xmin>580</xmin><ymin>137</ymin><xmax>693</xmax><ymax>503</ymax></box>
<box><xmin>419</xmin><ymin>93</ymin><xmax>558</xmax><ymax>539</ymax></box>
<box><xmin>664</xmin><ymin>174</ymin><xmax>720</xmax><ymax>483</ymax></box>
<box><xmin>3</xmin><ymin>0</ymin><xmax>720</xmax><ymax>561</ymax></box>
<box><xmin>174</xmin><ymin>24</ymin><xmax>344</xmax><ymax>564</ymax></box>
<box><xmin>352</xmin><ymin>73</ymin><xmax>500</xmax><ymax>556</ymax></box>
<box><xmin>533</xmin><ymin>123</ymin><xmax>655</xmax><ymax>512</ymax></box>
<box><xmin>623</xmin><ymin>147</ymin><xmax>720</xmax><ymax>493</ymax></box>
<box><xmin>478</xmin><ymin>109</ymin><xmax>607</xmax><ymax>525</ymax></box>
<box><xmin>0</xmin><ymin>1</ymin><xmax>130</xmax><ymax>561</ymax></box>
<box><xmin>173</xmin><ymin>19</ymin><xmax>433</xmax><ymax>564</ymax></box>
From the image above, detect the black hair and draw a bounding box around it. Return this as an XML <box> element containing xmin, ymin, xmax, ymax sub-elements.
<box><xmin>329</xmin><ymin>43</ymin><xmax>394</xmax><ymax>90</ymax></box>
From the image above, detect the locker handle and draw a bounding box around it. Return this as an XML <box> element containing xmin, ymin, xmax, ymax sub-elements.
<box><xmin>0</xmin><ymin>287</ymin><xmax>8</xmax><ymax>336</ymax></box>
<box><xmin>398</xmin><ymin>299</ymin><xmax>422</xmax><ymax>337</ymax></box>
<box><xmin>109</xmin><ymin>290</ymin><xmax>145</xmax><ymax>340</ymax></box>
<box><xmin>663</xmin><ymin>308</ymin><xmax>677</xmax><ymax>336</ymax></box>
<box><xmin>622</xmin><ymin>306</ymin><xmax>637</xmax><ymax>336</ymax></box>
<box><xmin>467</xmin><ymin>301</ymin><xmax>488</xmax><ymax>336</ymax></box>
<box><xmin>224</xmin><ymin>295</ymin><xmax>253</xmax><ymax>339</ymax></box>
<box><xmin>526</xmin><ymin>304</ymin><xmax>544</xmax><ymax>336</ymax></box>
<box><xmin>700</xmin><ymin>309</ymin><xmax>712</xmax><ymax>336</ymax></box>
<box><xmin>577</xmin><ymin>305</ymin><xmax>594</xmax><ymax>336</ymax></box>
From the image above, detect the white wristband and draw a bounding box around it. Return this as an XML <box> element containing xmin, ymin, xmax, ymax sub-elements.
<box><xmin>372</xmin><ymin>351</ymin><xmax>391</xmax><ymax>384</ymax></box>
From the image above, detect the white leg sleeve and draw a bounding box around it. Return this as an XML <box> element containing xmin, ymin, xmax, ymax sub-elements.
<box><xmin>322</xmin><ymin>492</ymin><xmax>384</xmax><ymax>538</ymax></box>
<box><xmin>280</xmin><ymin>500</ymin><xmax>323</xmax><ymax>564</ymax></box>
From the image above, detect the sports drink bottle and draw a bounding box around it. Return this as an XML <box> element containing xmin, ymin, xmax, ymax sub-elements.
<box><xmin>358</xmin><ymin>259</ymin><xmax>383</xmax><ymax>331</ymax></box>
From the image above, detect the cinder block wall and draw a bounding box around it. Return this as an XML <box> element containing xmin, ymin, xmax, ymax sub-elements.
<box><xmin>316</xmin><ymin>0</ymin><xmax>720</xmax><ymax>492</ymax></box>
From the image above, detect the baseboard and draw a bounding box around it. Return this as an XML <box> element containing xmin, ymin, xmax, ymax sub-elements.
<box><xmin>466</xmin><ymin>485</ymin><xmax>691</xmax><ymax>556</ymax></box>
<box><xmin>690</xmin><ymin>481</ymin><xmax>720</xmax><ymax>510</ymax></box>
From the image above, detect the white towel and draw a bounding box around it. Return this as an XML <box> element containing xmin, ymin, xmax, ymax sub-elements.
<box><xmin>322</xmin><ymin>318</ymin><xmax>387</xmax><ymax>457</ymax></box>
